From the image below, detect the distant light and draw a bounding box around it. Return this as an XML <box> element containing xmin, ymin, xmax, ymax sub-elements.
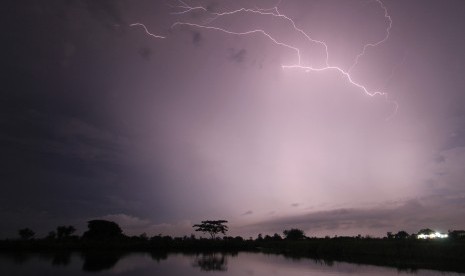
<box><xmin>417</xmin><ymin>232</ymin><xmax>448</xmax><ymax>239</ymax></box>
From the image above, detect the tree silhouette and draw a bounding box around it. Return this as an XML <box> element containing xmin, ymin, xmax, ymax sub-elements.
<box><xmin>56</xmin><ymin>225</ymin><xmax>76</xmax><ymax>240</ymax></box>
<box><xmin>448</xmin><ymin>230</ymin><xmax>465</xmax><ymax>240</ymax></box>
<box><xmin>193</xmin><ymin>220</ymin><xmax>228</xmax><ymax>239</ymax></box>
<box><xmin>395</xmin><ymin>230</ymin><xmax>409</xmax><ymax>239</ymax></box>
<box><xmin>283</xmin><ymin>228</ymin><xmax>306</xmax><ymax>240</ymax></box>
<box><xmin>18</xmin><ymin>228</ymin><xmax>35</xmax><ymax>240</ymax></box>
<box><xmin>418</xmin><ymin>228</ymin><xmax>434</xmax><ymax>235</ymax></box>
<box><xmin>46</xmin><ymin>231</ymin><xmax>57</xmax><ymax>240</ymax></box>
<box><xmin>82</xmin><ymin>220</ymin><xmax>123</xmax><ymax>241</ymax></box>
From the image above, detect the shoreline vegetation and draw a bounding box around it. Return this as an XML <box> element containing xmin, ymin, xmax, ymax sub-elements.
<box><xmin>1</xmin><ymin>220</ymin><xmax>465</xmax><ymax>273</ymax></box>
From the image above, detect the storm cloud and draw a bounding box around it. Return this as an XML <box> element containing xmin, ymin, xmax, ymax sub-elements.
<box><xmin>2</xmin><ymin>0</ymin><xmax>465</xmax><ymax>238</ymax></box>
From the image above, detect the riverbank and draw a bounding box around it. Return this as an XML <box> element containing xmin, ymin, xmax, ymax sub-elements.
<box><xmin>1</xmin><ymin>237</ymin><xmax>464</xmax><ymax>273</ymax></box>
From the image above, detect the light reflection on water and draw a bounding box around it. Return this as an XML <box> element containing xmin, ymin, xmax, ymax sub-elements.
<box><xmin>0</xmin><ymin>252</ymin><xmax>463</xmax><ymax>276</ymax></box>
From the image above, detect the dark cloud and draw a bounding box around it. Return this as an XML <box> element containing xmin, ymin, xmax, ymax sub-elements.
<box><xmin>434</xmin><ymin>154</ymin><xmax>445</xmax><ymax>163</ymax></box>
<box><xmin>0</xmin><ymin>0</ymin><xmax>154</xmax><ymax>237</ymax></box>
<box><xmin>444</xmin><ymin>128</ymin><xmax>465</xmax><ymax>150</ymax></box>
<box><xmin>205</xmin><ymin>1</ymin><xmax>220</xmax><ymax>13</ymax></box>
<box><xmin>192</xmin><ymin>31</ymin><xmax>203</xmax><ymax>46</ymax></box>
<box><xmin>228</xmin><ymin>48</ymin><xmax>247</xmax><ymax>63</ymax></box>
<box><xmin>83</xmin><ymin>0</ymin><xmax>125</xmax><ymax>26</ymax></box>
<box><xmin>426</xmin><ymin>146</ymin><xmax>465</xmax><ymax>195</ymax></box>
<box><xmin>241</xmin><ymin>210</ymin><xmax>253</xmax><ymax>216</ymax></box>
<box><xmin>246</xmin><ymin>196</ymin><xmax>465</xmax><ymax>237</ymax></box>
<box><xmin>3</xmin><ymin>0</ymin><xmax>465</xmax><ymax>239</ymax></box>
<box><xmin>138</xmin><ymin>47</ymin><xmax>152</xmax><ymax>60</ymax></box>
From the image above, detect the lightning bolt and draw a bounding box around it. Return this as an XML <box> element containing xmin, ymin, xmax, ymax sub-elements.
<box><xmin>171</xmin><ymin>22</ymin><xmax>302</xmax><ymax>65</ymax></box>
<box><xmin>131</xmin><ymin>0</ymin><xmax>399</xmax><ymax>118</ymax></box>
<box><xmin>169</xmin><ymin>0</ymin><xmax>208</xmax><ymax>15</ymax></box>
<box><xmin>129</xmin><ymin>23</ymin><xmax>166</xmax><ymax>39</ymax></box>
<box><xmin>348</xmin><ymin>0</ymin><xmax>393</xmax><ymax>73</ymax></box>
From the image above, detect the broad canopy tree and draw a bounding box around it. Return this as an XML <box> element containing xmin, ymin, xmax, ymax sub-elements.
<box><xmin>193</xmin><ymin>220</ymin><xmax>228</xmax><ymax>239</ymax></box>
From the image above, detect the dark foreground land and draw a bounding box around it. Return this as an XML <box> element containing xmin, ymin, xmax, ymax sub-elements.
<box><xmin>1</xmin><ymin>237</ymin><xmax>465</xmax><ymax>273</ymax></box>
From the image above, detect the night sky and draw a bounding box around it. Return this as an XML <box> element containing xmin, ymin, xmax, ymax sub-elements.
<box><xmin>2</xmin><ymin>0</ymin><xmax>465</xmax><ymax>238</ymax></box>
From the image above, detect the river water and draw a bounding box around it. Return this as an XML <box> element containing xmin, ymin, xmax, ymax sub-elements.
<box><xmin>0</xmin><ymin>251</ymin><xmax>462</xmax><ymax>275</ymax></box>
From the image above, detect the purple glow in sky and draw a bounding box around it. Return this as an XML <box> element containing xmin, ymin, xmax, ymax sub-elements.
<box><xmin>2</xmin><ymin>0</ymin><xmax>465</xmax><ymax>238</ymax></box>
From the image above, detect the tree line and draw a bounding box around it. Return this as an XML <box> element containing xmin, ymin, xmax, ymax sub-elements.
<box><xmin>12</xmin><ymin>220</ymin><xmax>465</xmax><ymax>242</ymax></box>
<box><xmin>3</xmin><ymin>219</ymin><xmax>465</xmax><ymax>273</ymax></box>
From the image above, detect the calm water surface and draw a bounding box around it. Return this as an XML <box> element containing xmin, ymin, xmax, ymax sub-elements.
<box><xmin>0</xmin><ymin>252</ymin><xmax>462</xmax><ymax>276</ymax></box>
